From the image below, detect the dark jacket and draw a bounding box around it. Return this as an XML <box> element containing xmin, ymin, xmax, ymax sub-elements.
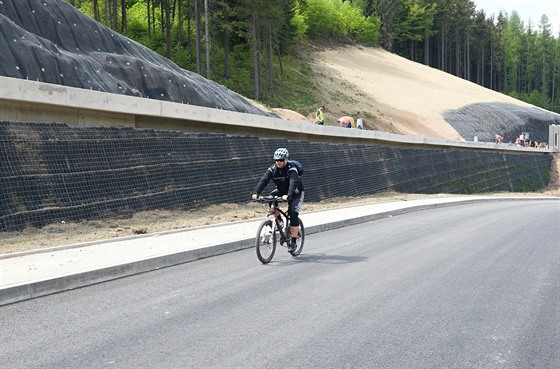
<box><xmin>253</xmin><ymin>162</ymin><xmax>304</xmax><ymax>197</ymax></box>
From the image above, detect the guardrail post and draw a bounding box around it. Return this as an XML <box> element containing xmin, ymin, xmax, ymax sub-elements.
<box><xmin>549</xmin><ymin>125</ymin><xmax>560</xmax><ymax>152</ymax></box>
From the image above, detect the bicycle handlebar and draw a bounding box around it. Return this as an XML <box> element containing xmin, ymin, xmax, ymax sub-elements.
<box><xmin>254</xmin><ymin>195</ymin><xmax>287</xmax><ymax>203</ymax></box>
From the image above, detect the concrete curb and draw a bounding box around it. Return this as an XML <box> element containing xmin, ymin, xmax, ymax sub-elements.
<box><xmin>1</xmin><ymin>196</ymin><xmax>557</xmax><ymax>306</ymax></box>
<box><xmin>0</xmin><ymin>240</ymin><xmax>251</xmax><ymax>306</ymax></box>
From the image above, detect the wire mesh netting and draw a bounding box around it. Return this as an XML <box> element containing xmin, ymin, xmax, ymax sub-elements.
<box><xmin>0</xmin><ymin>0</ymin><xmax>274</xmax><ymax>116</ymax></box>
<box><xmin>0</xmin><ymin>121</ymin><xmax>552</xmax><ymax>232</ymax></box>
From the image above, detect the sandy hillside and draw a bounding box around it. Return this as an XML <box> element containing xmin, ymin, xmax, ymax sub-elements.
<box><xmin>282</xmin><ymin>45</ymin><xmax>535</xmax><ymax>140</ymax></box>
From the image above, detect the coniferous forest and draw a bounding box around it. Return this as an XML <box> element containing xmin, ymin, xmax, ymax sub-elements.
<box><xmin>65</xmin><ymin>0</ymin><xmax>560</xmax><ymax>114</ymax></box>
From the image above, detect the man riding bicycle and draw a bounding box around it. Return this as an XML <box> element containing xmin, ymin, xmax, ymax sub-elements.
<box><xmin>251</xmin><ymin>148</ymin><xmax>304</xmax><ymax>252</ymax></box>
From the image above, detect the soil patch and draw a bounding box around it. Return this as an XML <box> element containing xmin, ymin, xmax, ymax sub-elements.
<box><xmin>1</xmin><ymin>191</ymin><xmax>557</xmax><ymax>256</ymax></box>
<box><xmin>307</xmin><ymin>46</ymin><xmax>535</xmax><ymax>138</ymax></box>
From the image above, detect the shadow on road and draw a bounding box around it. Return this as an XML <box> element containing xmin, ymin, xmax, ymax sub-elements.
<box><xmin>269</xmin><ymin>253</ymin><xmax>368</xmax><ymax>265</ymax></box>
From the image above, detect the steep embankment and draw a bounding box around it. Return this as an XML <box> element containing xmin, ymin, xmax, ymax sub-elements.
<box><xmin>302</xmin><ymin>45</ymin><xmax>560</xmax><ymax>143</ymax></box>
<box><xmin>0</xmin><ymin>0</ymin><xmax>272</xmax><ymax>116</ymax></box>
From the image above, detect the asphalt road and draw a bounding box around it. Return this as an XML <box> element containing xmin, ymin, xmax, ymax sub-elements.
<box><xmin>1</xmin><ymin>200</ymin><xmax>558</xmax><ymax>369</ymax></box>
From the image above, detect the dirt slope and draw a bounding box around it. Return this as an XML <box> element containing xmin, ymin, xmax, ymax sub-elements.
<box><xmin>286</xmin><ymin>45</ymin><xmax>535</xmax><ymax>140</ymax></box>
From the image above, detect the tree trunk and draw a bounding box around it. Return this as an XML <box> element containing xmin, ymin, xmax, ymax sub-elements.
<box><xmin>103</xmin><ymin>0</ymin><xmax>109</xmax><ymax>26</ymax></box>
<box><xmin>171</xmin><ymin>0</ymin><xmax>177</xmax><ymax>19</ymax></box>
<box><xmin>424</xmin><ymin>35</ymin><xmax>429</xmax><ymax>65</ymax></box>
<box><xmin>267</xmin><ymin>32</ymin><xmax>274</xmax><ymax>90</ymax></box>
<box><xmin>121</xmin><ymin>0</ymin><xmax>127</xmax><ymax>32</ymax></box>
<box><xmin>455</xmin><ymin>31</ymin><xmax>460</xmax><ymax>77</ymax></box>
<box><xmin>481</xmin><ymin>46</ymin><xmax>485</xmax><ymax>86</ymax></box>
<box><xmin>465</xmin><ymin>27</ymin><xmax>470</xmax><ymax>80</ymax></box>
<box><xmin>152</xmin><ymin>0</ymin><xmax>157</xmax><ymax>37</ymax></box>
<box><xmin>178</xmin><ymin>0</ymin><xmax>183</xmax><ymax>65</ymax></box>
<box><xmin>252</xmin><ymin>14</ymin><xmax>260</xmax><ymax>100</ymax></box>
<box><xmin>112</xmin><ymin>0</ymin><xmax>118</xmax><ymax>30</ymax></box>
<box><xmin>205</xmin><ymin>0</ymin><xmax>211</xmax><ymax>79</ymax></box>
<box><xmin>439</xmin><ymin>25</ymin><xmax>445</xmax><ymax>71</ymax></box>
<box><xmin>163</xmin><ymin>0</ymin><xmax>172</xmax><ymax>58</ymax></box>
<box><xmin>541</xmin><ymin>50</ymin><xmax>548</xmax><ymax>106</ymax></box>
<box><xmin>276</xmin><ymin>48</ymin><xmax>284</xmax><ymax>76</ymax></box>
<box><xmin>195</xmin><ymin>0</ymin><xmax>202</xmax><ymax>74</ymax></box>
<box><xmin>146</xmin><ymin>0</ymin><xmax>151</xmax><ymax>38</ymax></box>
<box><xmin>552</xmin><ymin>42</ymin><xmax>558</xmax><ymax>111</ymax></box>
<box><xmin>490</xmin><ymin>37</ymin><xmax>494</xmax><ymax>90</ymax></box>
<box><xmin>93</xmin><ymin>0</ymin><xmax>99</xmax><ymax>22</ymax></box>
<box><xmin>186</xmin><ymin>0</ymin><xmax>192</xmax><ymax>64</ymax></box>
<box><xmin>224</xmin><ymin>23</ymin><xmax>230</xmax><ymax>79</ymax></box>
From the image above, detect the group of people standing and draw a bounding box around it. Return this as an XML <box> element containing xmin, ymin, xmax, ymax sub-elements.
<box><xmin>495</xmin><ymin>132</ymin><xmax>547</xmax><ymax>148</ymax></box>
<box><xmin>313</xmin><ymin>105</ymin><xmax>360</xmax><ymax>128</ymax></box>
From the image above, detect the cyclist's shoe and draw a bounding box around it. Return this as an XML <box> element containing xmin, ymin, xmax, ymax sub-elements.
<box><xmin>288</xmin><ymin>240</ymin><xmax>297</xmax><ymax>252</ymax></box>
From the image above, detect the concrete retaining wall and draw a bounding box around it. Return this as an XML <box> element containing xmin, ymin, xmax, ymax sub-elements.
<box><xmin>1</xmin><ymin>76</ymin><xmax>555</xmax><ymax>152</ymax></box>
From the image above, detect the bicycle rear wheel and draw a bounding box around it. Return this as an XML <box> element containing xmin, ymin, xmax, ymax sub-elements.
<box><xmin>287</xmin><ymin>217</ymin><xmax>304</xmax><ymax>256</ymax></box>
<box><xmin>256</xmin><ymin>219</ymin><xmax>276</xmax><ymax>264</ymax></box>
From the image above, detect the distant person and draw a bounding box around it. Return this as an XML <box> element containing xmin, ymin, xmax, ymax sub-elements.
<box><xmin>494</xmin><ymin>134</ymin><xmax>503</xmax><ymax>144</ymax></box>
<box><xmin>356</xmin><ymin>118</ymin><xmax>364</xmax><ymax>129</ymax></box>
<box><xmin>314</xmin><ymin>105</ymin><xmax>325</xmax><ymax>125</ymax></box>
<box><xmin>337</xmin><ymin>116</ymin><xmax>354</xmax><ymax>128</ymax></box>
<box><xmin>519</xmin><ymin>133</ymin><xmax>525</xmax><ymax>147</ymax></box>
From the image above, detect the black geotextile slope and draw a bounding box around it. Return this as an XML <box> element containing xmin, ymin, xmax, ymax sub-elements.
<box><xmin>0</xmin><ymin>0</ymin><xmax>273</xmax><ymax>116</ymax></box>
<box><xmin>444</xmin><ymin>102</ymin><xmax>560</xmax><ymax>143</ymax></box>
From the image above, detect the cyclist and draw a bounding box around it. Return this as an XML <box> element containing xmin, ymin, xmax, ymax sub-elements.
<box><xmin>251</xmin><ymin>148</ymin><xmax>304</xmax><ymax>252</ymax></box>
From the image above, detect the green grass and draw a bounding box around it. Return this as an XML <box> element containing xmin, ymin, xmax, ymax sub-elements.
<box><xmin>258</xmin><ymin>54</ymin><xmax>321</xmax><ymax>115</ymax></box>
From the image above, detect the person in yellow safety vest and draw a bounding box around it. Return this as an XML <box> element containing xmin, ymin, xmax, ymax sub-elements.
<box><xmin>337</xmin><ymin>116</ymin><xmax>354</xmax><ymax>128</ymax></box>
<box><xmin>314</xmin><ymin>105</ymin><xmax>325</xmax><ymax>125</ymax></box>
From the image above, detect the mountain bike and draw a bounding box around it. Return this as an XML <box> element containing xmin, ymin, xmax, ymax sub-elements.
<box><xmin>254</xmin><ymin>195</ymin><xmax>305</xmax><ymax>264</ymax></box>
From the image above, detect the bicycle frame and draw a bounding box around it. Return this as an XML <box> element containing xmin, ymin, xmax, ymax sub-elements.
<box><xmin>265</xmin><ymin>200</ymin><xmax>290</xmax><ymax>245</ymax></box>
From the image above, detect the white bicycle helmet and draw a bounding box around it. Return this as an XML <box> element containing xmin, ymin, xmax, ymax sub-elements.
<box><xmin>273</xmin><ymin>147</ymin><xmax>289</xmax><ymax>160</ymax></box>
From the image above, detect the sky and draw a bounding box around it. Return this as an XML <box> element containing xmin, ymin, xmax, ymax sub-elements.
<box><xmin>473</xmin><ymin>0</ymin><xmax>560</xmax><ymax>35</ymax></box>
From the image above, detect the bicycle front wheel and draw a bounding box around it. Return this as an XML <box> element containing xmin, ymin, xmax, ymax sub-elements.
<box><xmin>256</xmin><ymin>219</ymin><xmax>276</xmax><ymax>264</ymax></box>
<box><xmin>288</xmin><ymin>217</ymin><xmax>305</xmax><ymax>256</ymax></box>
